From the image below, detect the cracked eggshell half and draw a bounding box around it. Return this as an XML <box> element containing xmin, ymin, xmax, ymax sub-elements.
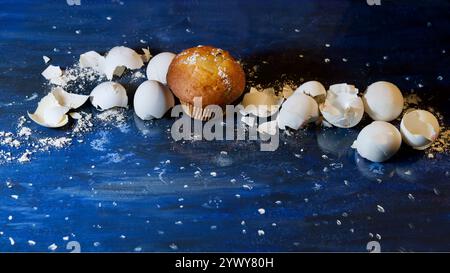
<box><xmin>319</xmin><ymin>83</ymin><xmax>364</xmax><ymax>128</ymax></box>
<box><xmin>277</xmin><ymin>93</ymin><xmax>319</xmax><ymax>130</ymax></box>
<box><xmin>90</xmin><ymin>81</ymin><xmax>128</xmax><ymax>111</ymax></box>
<box><xmin>363</xmin><ymin>81</ymin><xmax>404</xmax><ymax>121</ymax></box>
<box><xmin>134</xmin><ymin>80</ymin><xmax>175</xmax><ymax>120</ymax></box>
<box><xmin>294</xmin><ymin>81</ymin><xmax>327</xmax><ymax>103</ymax></box>
<box><xmin>352</xmin><ymin>121</ymin><xmax>402</xmax><ymax>162</ymax></box>
<box><xmin>28</xmin><ymin>92</ymin><xmax>70</xmax><ymax>128</ymax></box>
<box><xmin>146</xmin><ymin>52</ymin><xmax>175</xmax><ymax>85</ymax></box>
<box><xmin>103</xmin><ymin>46</ymin><xmax>144</xmax><ymax>80</ymax></box>
<box><xmin>240</xmin><ymin>87</ymin><xmax>284</xmax><ymax>117</ymax></box>
<box><xmin>400</xmin><ymin>109</ymin><xmax>440</xmax><ymax>150</ymax></box>
<box><xmin>51</xmin><ymin>87</ymin><xmax>89</xmax><ymax>109</ymax></box>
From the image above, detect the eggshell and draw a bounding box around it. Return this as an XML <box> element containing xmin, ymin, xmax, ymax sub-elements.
<box><xmin>240</xmin><ymin>87</ymin><xmax>284</xmax><ymax>117</ymax></box>
<box><xmin>294</xmin><ymin>81</ymin><xmax>326</xmax><ymax>103</ymax></box>
<box><xmin>277</xmin><ymin>93</ymin><xmax>319</xmax><ymax>130</ymax></box>
<box><xmin>133</xmin><ymin>80</ymin><xmax>175</xmax><ymax>120</ymax></box>
<box><xmin>363</xmin><ymin>81</ymin><xmax>404</xmax><ymax>121</ymax></box>
<box><xmin>28</xmin><ymin>92</ymin><xmax>70</xmax><ymax>128</ymax></box>
<box><xmin>352</xmin><ymin>121</ymin><xmax>402</xmax><ymax>162</ymax></box>
<box><xmin>52</xmin><ymin>87</ymin><xmax>89</xmax><ymax>109</ymax></box>
<box><xmin>79</xmin><ymin>51</ymin><xmax>105</xmax><ymax>72</ymax></box>
<box><xmin>41</xmin><ymin>65</ymin><xmax>62</xmax><ymax>80</ymax></box>
<box><xmin>43</xmin><ymin>56</ymin><xmax>50</xmax><ymax>64</ymax></box>
<box><xmin>241</xmin><ymin>116</ymin><xmax>256</xmax><ymax>127</ymax></box>
<box><xmin>257</xmin><ymin>120</ymin><xmax>278</xmax><ymax>136</ymax></box>
<box><xmin>400</xmin><ymin>109</ymin><xmax>440</xmax><ymax>150</ymax></box>
<box><xmin>146</xmin><ymin>52</ymin><xmax>175</xmax><ymax>85</ymax></box>
<box><xmin>319</xmin><ymin>83</ymin><xmax>364</xmax><ymax>128</ymax></box>
<box><xmin>141</xmin><ymin>48</ymin><xmax>152</xmax><ymax>63</ymax></box>
<box><xmin>90</xmin><ymin>81</ymin><xmax>128</xmax><ymax>111</ymax></box>
<box><xmin>103</xmin><ymin>46</ymin><xmax>144</xmax><ymax>80</ymax></box>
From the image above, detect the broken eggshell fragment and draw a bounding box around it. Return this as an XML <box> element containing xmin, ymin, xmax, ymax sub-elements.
<box><xmin>277</xmin><ymin>93</ymin><xmax>319</xmax><ymax>130</ymax></box>
<box><xmin>146</xmin><ymin>52</ymin><xmax>175</xmax><ymax>85</ymax></box>
<box><xmin>79</xmin><ymin>51</ymin><xmax>105</xmax><ymax>72</ymax></box>
<box><xmin>41</xmin><ymin>65</ymin><xmax>66</xmax><ymax>85</ymax></box>
<box><xmin>319</xmin><ymin>83</ymin><xmax>364</xmax><ymax>128</ymax></box>
<box><xmin>294</xmin><ymin>81</ymin><xmax>327</xmax><ymax>103</ymax></box>
<box><xmin>141</xmin><ymin>48</ymin><xmax>152</xmax><ymax>63</ymax></box>
<box><xmin>90</xmin><ymin>81</ymin><xmax>128</xmax><ymax>111</ymax></box>
<box><xmin>257</xmin><ymin>120</ymin><xmax>278</xmax><ymax>136</ymax></box>
<box><xmin>134</xmin><ymin>80</ymin><xmax>175</xmax><ymax>120</ymax></box>
<box><xmin>240</xmin><ymin>87</ymin><xmax>284</xmax><ymax>118</ymax></box>
<box><xmin>352</xmin><ymin>121</ymin><xmax>402</xmax><ymax>162</ymax></box>
<box><xmin>28</xmin><ymin>88</ymin><xmax>90</xmax><ymax>128</ymax></box>
<box><xmin>51</xmin><ymin>87</ymin><xmax>89</xmax><ymax>109</ymax></box>
<box><xmin>28</xmin><ymin>92</ymin><xmax>70</xmax><ymax>128</ymax></box>
<box><xmin>103</xmin><ymin>46</ymin><xmax>144</xmax><ymax>80</ymax></box>
<box><xmin>400</xmin><ymin>109</ymin><xmax>440</xmax><ymax>150</ymax></box>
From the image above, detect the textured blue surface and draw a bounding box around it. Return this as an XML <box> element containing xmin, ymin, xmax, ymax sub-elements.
<box><xmin>0</xmin><ymin>0</ymin><xmax>449</xmax><ymax>252</ymax></box>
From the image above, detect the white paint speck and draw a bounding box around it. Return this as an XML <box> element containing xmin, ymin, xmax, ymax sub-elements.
<box><xmin>257</xmin><ymin>230</ymin><xmax>265</xmax><ymax>236</ymax></box>
<box><xmin>258</xmin><ymin>208</ymin><xmax>266</xmax><ymax>215</ymax></box>
<box><xmin>169</xmin><ymin>243</ymin><xmax>178</xmax><ymax>250</ymax></box>
<box><xmin>48</xmin><ymin>243</ymin><xmax>57</xmax><ymax>251</ymax></box>
<box><xmin>377</xmin><ymin>205</ymin><xmax>385</xmax><ymax>213</ymax></box>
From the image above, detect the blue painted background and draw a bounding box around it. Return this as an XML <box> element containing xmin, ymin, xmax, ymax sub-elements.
<box><xmin>0</xmin><ymin>0</ymin><xmax>449</xmax><ymax>252</ymax></box>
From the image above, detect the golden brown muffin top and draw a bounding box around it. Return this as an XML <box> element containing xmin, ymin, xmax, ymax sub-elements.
<box><xmin>167</xmin><ymin>45</ymin><xmax>245</xmax><ymax>106</ymax></box>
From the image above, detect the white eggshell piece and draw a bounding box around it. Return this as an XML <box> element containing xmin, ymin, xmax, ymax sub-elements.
<box><xmin>240</xmin><ymin>87</ymin><xmax>284</xmax><ymax>117</ymax></box>
<box><xmin>319</xmin><ymin>83</ymin><xmax>364</xmax><ymax>128</ymax></box>
<box><xmin>352</xmin><ymin>121</ymin><xmax>402</xmax><ymax>162</ymax></box>
<box><xmin>90</xmin><ymin>81</ymin><xmax>128</xmax><ymax>111</ymax></box>
<box><xmin>69</xmin><ymin>112</ymin><xmax>82</xmax><ymax>119</ymax></box>
<box><xmin>79</xmin><ymin>51</ymin><xmax>105</xmax><ymax>72</ymax></box>
<box><xmin>141</xmin><ymin>48</ymin><xmax>152</xmax><ymax>63</ymax></box>
<box><xmin>134</xmin><ymin>80</ymin><xmax>175</xmax><ymax>120</ymax></box>
<box><xmin>52</xmin><ymin>87</ymin><xmax>89</xmax><ymax>109</ymax></box>
<box><xmin>28</xmin><ymin>92</ymin><xmax>70</xmax><ymax>128</ymax></box>
<box><xmin>258</xmin><ymin>120</ymin><xmax>278</xmax><ymax>136</ymax></box>
<box><xmin>146</xmin><ymin>52</ymin><xmax>175</xmax><ymax>85</ymax></box>
<box><xmin>400</xmin><ymin>109</ymin><xmax>440</xmax><ymax>150</ymax></box>
<box><xmin>103</xmin><ymin>46</ymin><xmax>144</xmax><ymax>80</ymax></box>
<box><xmin>43</xmin><ymin>56</ymin><xmax>50</xmax><ymax>64</ymax></box>
<box><xmin>294</xmin><ymin>81</ymin><xmax>327</xmax><ymax>102</ymax></box>
<box><xmin>277</xmin><ymin>93</ymin><xmax>319</xmax><ymax>130</ymax></box>
<box><xmin>41</xmin><ymin>65</ymin><xmax>62</xmax><ymax>80</ymax></box>
<box><xmin>363</xmin><ymin>81</ymin><xmax>404</xmax><ymax>121</ymax></box>
<box><xmin>241</xmin><ymin>116</ymin><xmax>256</xmax><ymax>127</ymax></box>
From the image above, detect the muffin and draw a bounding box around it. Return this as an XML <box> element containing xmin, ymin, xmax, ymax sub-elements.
<box><xmin>167</xmin><ymin>45</ymin><xmax>245</xmax><ymax>120</ymax></box>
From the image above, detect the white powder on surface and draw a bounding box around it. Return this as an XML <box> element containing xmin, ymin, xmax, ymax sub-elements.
<box><xmin>0</xmin><ymin>116</ymin><xmax>73</xmax><ymax>164</ymax></box>
<box><xmin>71</xmin><ymin>112</ymin><xmax>93</xmax><ymax>135</ymax></box>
